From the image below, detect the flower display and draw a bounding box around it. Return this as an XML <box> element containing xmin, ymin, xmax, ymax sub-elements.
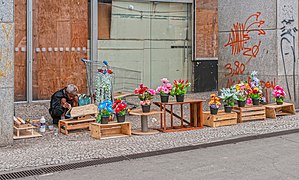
<box><xmin>97</xmin><ymin>100</ymin><xmax>114</xmax><ymax>122</ymax></box>
<box><xmin>234</xmin><ymin>82</ymin><xmax>250</xmax><ymax>101</ymax></box>
<box><xmin>273</xmin><ymin>85</ymin><xmax>286</xmax><ymax>103</ymax></box>
<box><xmin>248</xmin><ymin>71</ymin><xmax>263</xmax><ymax>100</ymax></box>
<box><xmin>95</xmin><ymin>60</ymin><xmax>113</xmax><ymax>104</ymax></box>
<box><xmin>156</xmin><ymin>78</ymin><xmax>173</xmax><ymax>95</ymax></box>
<box><xmin>170</xmin><ymin>79</ymin><xmax>191</xmax><ymax>96</ymax></box>
<box><xmin>112</xmin><ymin>99</ymin><xmax>127</xmax><ymax>116</ymax></box>
<box><xmin>134</xmin><ymin>84</ymin><xmax>156</xmax><ymax>105</ymax></box>
<box><xmin>209</xmin><ymin>94</ymin><xmax>221</xmax><ymax>109</ymax></box>
<box><xmin>219</xmin><ymin>88</ymin><xmax>237</xmax><ymax>107</ymax></box>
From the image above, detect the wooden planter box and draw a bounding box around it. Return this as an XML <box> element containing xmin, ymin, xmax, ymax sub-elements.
<box><xmin>203</xmin><ymin>110</ymin><xmax>237</xmax><ymax>127</ymax></box>
<box><xmin>13</xmin><ymin>125</ymin><xmax>42</xmax><ymax>140</ymax></box>
<box><xmin>265</xmin><ymin>103</ymin><xmax>296</xmax><ymax>119</ymax></box>
<box><xmin>90</xmin><ymin>122</ymin><xmax>131</xmax><ymax>140</ymax></box>
<box><xmin>233</xmin><ymin>105</ymin><xmax>266</xmax><ymax>123</ymax></box>
<box><xmin>59</xmin><ymin>118</ymin><xmax>96</xmax><ymax>135</ymax></box>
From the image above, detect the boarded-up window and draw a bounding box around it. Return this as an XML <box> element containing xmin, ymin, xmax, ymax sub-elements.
<box><xmin>195</xmin><ymin>0</ymin><xmax>218</xmax><ymax>58</ymax></box>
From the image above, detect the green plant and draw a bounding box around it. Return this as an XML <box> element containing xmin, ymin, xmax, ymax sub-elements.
<box><xmin>219</xmin><ymin>88</ymin><xmax>237</xmax><ymax>107</ymax></box>
<box><xmin>170</xmin><ymin>79</ymin><xmax>191</xmax><ymax>96</ymax></box>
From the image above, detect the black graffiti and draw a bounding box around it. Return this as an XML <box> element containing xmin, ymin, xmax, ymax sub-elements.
<box><xmin>280</xmin><ymin>16</ymin><xmax>298</xmax><ymax>101</ymax></box>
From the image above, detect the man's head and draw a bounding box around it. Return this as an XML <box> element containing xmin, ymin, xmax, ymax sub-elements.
<box><xmin>65</xmin><ymin>84</ymin><xmax>78</xmax><ymax>100</ymax></box>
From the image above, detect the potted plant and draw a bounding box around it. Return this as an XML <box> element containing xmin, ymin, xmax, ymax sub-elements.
<box><xmin>156</xmin><ymin>78</ymin><xmax>173</xmax><ymax>103</ymax></box>
<box><xmin>97</xmin><ymin>100</ymin><xmax>114</xmax><ymax>124</ymax></box>
<box><xmin>170</xmin><ymin>79</ymin><xmax>191</xmax><ymax>102</ymax></box>
<box><xmin>248</xmin><ymin>71</ymin><xmax>263</xmax><ymax>105</ymax></box>
<box><xmin>234</xmin><ymin>82</ymin><xmax>250</xmax><ymax>107</ymax></box>
<box><xmin>113</xmin><ymin>99</ymin><xmax>127</xmax><ymax>123</ymax></box>
<box><xmin>272</xmin><ymin>85</ymin><xmax>286</xmax><ymax>105</ymax></box>
<box><xmin>134</xmin><ymin>84</ymin><xmax>156</xmax><ymax>113</ymax></box>
<box><xmin>209</xmin><ymin>94</ymin><xmax>221</xmax><ymax>115</ymax></box>
<box><xmin>219</xmin><ymin>88</ymin><xmax>237</xmax><ymax>113</ymax></box>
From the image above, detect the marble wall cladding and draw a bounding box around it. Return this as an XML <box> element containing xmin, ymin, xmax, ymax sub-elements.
<box><xmin>0</xmin><ymin>0</ymin><xmax>14</xmax><ymax>146</ymax></box>
<box><xmin>0</xmin><ymin>0</ymin><xmax>13</xmax><ymax>23</ymax></box>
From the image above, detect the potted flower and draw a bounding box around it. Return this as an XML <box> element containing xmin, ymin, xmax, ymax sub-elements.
<box><xmin>134</xmin><ymin>84</ymin><xmax>156</xmax><ymax>113</ymax></box>
<box><xmin>272</xmin><ymin>85</ymin><xmax>286</xmax><ymax>105</ymax></box>
<box><xmin>219</xmin><ymin>88</ymin><xmax>237</xmax><ymax>113</ymax></box>
<box><xmin>170</xmin><ymin>79</ymin><xmax>191</xmax><ymax>102</ymax></box>
<box><xmin>112</xmin><ymin>99</ymin><xmax>127</xmax><ymax>123</ymax></box>
<box><xmin>234</xmin><ymin>82</ymin><xmax>250</xmax><ymax>107</ymax></box>
<box><xmin>209</xmin><ymin>94</ymin><xmax>221</xmax><ymax>115</ymax></box>
<box><xmin>248</xmin><ymin>71</ymin><xmax>263</xmax><ymax>105</ymax></box>
<box><xmin>156</xmin><ymin>78</ymin><xmax>173</xmax><ymax>103</ymax></box>
<box><xmin>97</xmin><ymin>100</ymin><xmax>114</xmax><ymax>124</ymax></box>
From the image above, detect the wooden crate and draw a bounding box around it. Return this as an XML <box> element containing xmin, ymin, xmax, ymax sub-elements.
<box><xmin>13</xmin><ymin>125</ymin><xmax>42</xmax><ymax>140</ymax></box>
<box><xmin>59</xmin><ymin>118</ymin><xmax>96</xmax><ymax>135</ymax></box>
<box><xmin>233</xmin><ymin>105</ymin><xmax>266</xmax><ymax>123</ymax></box>
<box><xmin>203</xmin><ymin>110</ymin><xmax>237</xmax><ymax>127</ymax></box>
<box><xmin>265</xmin><ymin>103</ymin><xmax>296</xmax><ymax>119</ymax></box>
<box><xmin>90</xmin><ymin>122</ymin><xmax>131</xmax><ymax>140</ymax></box>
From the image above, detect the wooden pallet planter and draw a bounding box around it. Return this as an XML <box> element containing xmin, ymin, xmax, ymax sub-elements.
<box><xmin>13</xmin><ymin>125</ymin><xmax>42</xmax><ymax>140</ymax></box>
<box><xmin>203</xmin><ymin>110</ymin><xmax>237</xmax><ymax>127</ymax></box>
<box><xmin>264</xmin><ymin>103</ymin><xmax>296</xmax><ymax>119</ymax></box>
<box><xmin>233</xmin><ymin>105</ymin><xmax>266</xmax><ymax>123</ymax></box>
<box><xmin>90</xmin><ymin>122</ymin><xmax>131</xmax><ymax>140</ymax></box>
<box><xmin>59</xmin><ymin>118</ymin><xmax>96</xmax><ymax>135</ymax></box>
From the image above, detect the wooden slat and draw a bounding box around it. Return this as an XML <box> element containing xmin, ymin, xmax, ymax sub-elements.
<box><xmin>70</xmin><ymin>104</ymin><xmax>98</xmax><ymax>118</ymax></box>
<box><xmin>242</xmin><ymin>110</ymin><xmax>266</xmax><ymax>117</ymax></box>
<box><xmin>242</xmin><ymin>115</ymin><xmax>265</xmax><ymax>121</ymax></box>
<box><xmin>213</xmin><ymin>119</ymin><xmax>237</xmax><ymax>127</ymax></box>
<box><xmin>129</xmin><ymin>109</ymin><xmax>163</xmax><ymax>116</ymax></box>
<box><xmin>101</xmin><ymin>134</ymin><xmax>129</xmax><ymax>140</ymax></box>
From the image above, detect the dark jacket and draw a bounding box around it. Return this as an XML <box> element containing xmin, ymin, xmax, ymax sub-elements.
<box><xmin>49</xmin><ymin>88</ymin><xmax>73</xmax><ymax>124</ymax></box>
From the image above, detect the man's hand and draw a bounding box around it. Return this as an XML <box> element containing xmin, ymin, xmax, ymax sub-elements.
<box><xmin>61</xmin><ymin>98</ymin><xmax>71</xmax><ymax>109</ymax></box>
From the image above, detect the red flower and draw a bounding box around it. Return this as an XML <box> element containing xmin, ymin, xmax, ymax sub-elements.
<box><xmin>107</xmin><ymin>69</ymin><xmax>113</xmax><ymax>74</ymax></box>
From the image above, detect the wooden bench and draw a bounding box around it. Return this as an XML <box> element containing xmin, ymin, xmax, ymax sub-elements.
<box><xmin>90</xmin><ymin>122</ymin><xmax>131</xmax><ymax>140</ymax></box>
<box><xmin>59</xmin><ymin>118</ymin><xmax>96</xmax><ymax>135</ymax></box>
<box><xmin>203</xmin><ymin>110</ymin><xmax>237</xmax><ymax>127</ymax></box>
<box><xmin>265</xmin><ymin>103</ymin><xmax>296</xmax><ymax>119</ymax></box>
<box><xmin>233</xmin><ymin>105</ymin><xmax>266</xmax><ymax>123</ymax></box>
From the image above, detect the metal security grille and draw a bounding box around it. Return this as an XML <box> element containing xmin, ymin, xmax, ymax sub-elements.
<box><xmin>1</xmin><ymin>128</ymin><xmax>298</xmax><ymax>180</ymax></box>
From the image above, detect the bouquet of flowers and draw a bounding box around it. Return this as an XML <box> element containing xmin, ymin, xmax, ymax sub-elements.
<box><xmin>156</xmin><ymin>78</ymin><xmax>173</xmax><ymax>95</ymax></box>
<box><xmin>134</xmin><ymin>84</ymin><xmax>156</xmax><ymax>105</ymax></box>
<box><xmin>234</xmin><ymin>82</ymin><xmax>250</xmax><ymax>101</ymax></box>
<box><xmin>209</xmin><ymin>94</ymin><xmax>221</xmax><ymax>109</ymax></box>
<box><xmin>170</xmin><ymin>79</ymin><xmax>191</xmax><ymax>96</ymax></box>
<box><xmin>219</xmin><ymin>88</ymin><xmax>237</xmax><ymax>107</ymax></box>
<box><xmin>248</xmin><ymin>71</ymin><xmax>263</xmax><ymax>100</ymax></box>
<box><xmin>273</xmin><ymin>85</ymin><xmax>286</xmax><ymax>104</ymax></box>
<box><xmin>112</xmin><ymin>98</ymin><xmax>127</xmax><ymax>122</ymax></box>
<box><xmin>97</xmin><ymin>100</ymin><xmax>114</xmax><ymax>124</ymax></box>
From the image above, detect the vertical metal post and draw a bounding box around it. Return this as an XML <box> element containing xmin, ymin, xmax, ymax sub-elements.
<box><xmin>90</xmin><ymin>0</ymin><xmax>98</xmax><ymax>98</ymax></box>
<box><xmin>192</xmin><ymin>0</ymin><xmax>196</xmax><ymax>61</ymax></box>
<box><xmin>27</xmin><ymin>0</ymin><xmax>33</xmax><ymax>103</ymax></box>
<box><xmin>141</xmin><ymin>115</ymin><xmax>149</xmax><ymax>132</ymax></box>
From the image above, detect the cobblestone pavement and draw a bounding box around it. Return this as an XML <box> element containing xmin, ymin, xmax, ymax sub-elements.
<box><xmin>3</xmin><ymin>93</ymin><xmax>297</xmax><ymax>172</ymax></box>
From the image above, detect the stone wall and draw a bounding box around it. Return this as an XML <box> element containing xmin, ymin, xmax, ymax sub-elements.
<box><xmin>0</xmin><ymin>0</ymin><xmax>14</xmax><ymax>146</ymax></box>
<box><xmin>218</xmin><ymin>0</ymin><xmax>298</xmax><ymax>105</ymax></box>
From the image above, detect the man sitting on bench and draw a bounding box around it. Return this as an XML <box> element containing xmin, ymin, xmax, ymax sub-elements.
<box><xmin>49</xmin><ymin>84</ymin><xmax>79</xmax><ymax>124</ymax></box>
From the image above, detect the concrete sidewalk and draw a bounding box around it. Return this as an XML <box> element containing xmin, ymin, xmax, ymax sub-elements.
<box><xmin>20</xmin><ymin>132</ymin><xmax>299</xmax><ymax>180</ymax></box>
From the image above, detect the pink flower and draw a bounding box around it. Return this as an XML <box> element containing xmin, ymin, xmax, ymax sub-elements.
<box><xmin>247</xmin><ymin>98</ymin><xmax>252</xmax><ymax>105</ymax></box>
<box><xmin>156</xmin><ymin>87</ymin><xmax>161</xmax><ymax>92</ymax></box>
<box><xmin>161</xmin><ymin>78</ymin><xmax>169</xmax><ymax>83</ymax></box>
<box><xmin>149</xmin><ymin>89</ymin><xmax>156</xmax><ymax>95</ymax></box>
<box><xmin>134</xmin><ymin>88</ymin><xmax>139</xmax><ymax>94</ymax></box>
<box><xmin>166</xmin><ymin>83</ymin><xmax>173</xmax><ymax>89</ymax></box>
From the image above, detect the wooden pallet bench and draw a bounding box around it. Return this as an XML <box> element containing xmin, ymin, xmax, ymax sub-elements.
<box><xmin>13</xmin><ymin>125</ymin><xmax>42</xmax><ymax>140</ymax></box>
<box><xmin>90</xmin><ymin>122</ymin><xmax>131</xmax><ymax>140</ymax></box>
<box><xmin>203</xmin><ymin>110</ymin><xmax>237</xmax><ymax>127</ymax></box>
<box><xmin>264</xmin><ymin>103</ymin><xmax>296</xmax><ymax>119</ymax></box>
<box><xmin>59</xmin><ymin>118</ymin><xmax>96</xmax><ymax>135</ymax></box>
<box><xmin>233</xmin><ymin>105</ymin><xmax>266</xmax><ymax>123</ymax></box>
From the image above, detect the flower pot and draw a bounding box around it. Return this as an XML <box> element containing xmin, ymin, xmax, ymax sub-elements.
<box><xmin>160</xmin><ymin>94</ymin><xmax>169</xmax><ymax>103</ymax></box>
<box><xmin>224</xmin><ymin>105</ymin><xmax>233</xmax><ymax>113</ymax></box>
<box><xmin>276</xmin><ymin>101</ymin><xmax>283</xmax><ymax>105</ymax></box>
<box><xmin>176</xmin><ymin>94</ymin><xmax>184</xmax><ymax>102</ymax></box>
<box><xmin>141</xmin><ymin>104</ymin><xmax>151</xmax><ymax>113</ymax></box>
<box><xmin>252</xmin><ymin>98</ymin><xmax>260</xmax><ymax>105</ymax></box>
<box><xmin>101</xmin><ymin>116</ymin><xmax>109</xmax><ymax>124</ymax></box>
<box><xmin>237</xmin><ymin>100</ymin><xmax>246</xmax><ymax>107</ymax></box>
<box><xmin>210</xmin><ymin>107</ymin><xmax>218</xmax><ymax>115</ymax></box>
<box><xmin>116</xmin><ymin>114</ymin><xmax>126</xmax><ymax>123</ymax></box>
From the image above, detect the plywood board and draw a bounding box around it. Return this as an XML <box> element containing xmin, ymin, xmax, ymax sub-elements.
<box><xmin>32</xmin><ymin>0</ymin><xmax>88</xmax><ymax>100</ymax></box>
<box><xmin>195</xmin><ymin>0</ymin><xmax>218</xmax><ymax>58</ymax></box>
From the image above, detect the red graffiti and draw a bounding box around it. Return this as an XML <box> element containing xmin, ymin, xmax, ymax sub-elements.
<box><xmin>224</xmin><ymin>61</ymin><xmax>246</xmax><ymax>77</ymax></box>
<box><xmin>226</xmin><ymin>77</ymin><xmax>276</xmax><ymax>89</ymax></box>
<box><xmin>224</xmin><ymin>12</ymin><xmax>266</xmax><ymax>64</ymax></box>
